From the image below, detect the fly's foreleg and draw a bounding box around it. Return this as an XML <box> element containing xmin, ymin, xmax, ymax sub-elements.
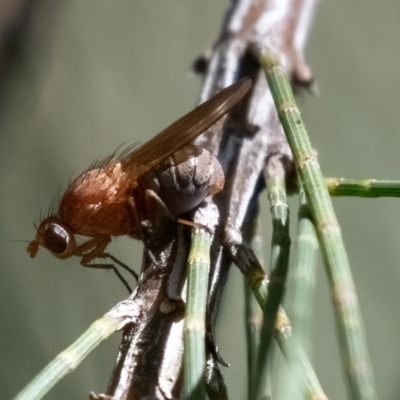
<box><xmin>76</xmin><ymin>237</ymin><xmax>136</xmax><ymax>293</ymax></box>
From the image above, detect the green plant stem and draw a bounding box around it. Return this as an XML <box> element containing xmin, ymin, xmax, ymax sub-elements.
<box><xmin>278</xmin><ymin>190</ymin><xmax>319</xmax><ymax>399</ymax></box>
<box><xmin>12</xmin><ymin>314</ymin><xmax>125</xmax><ymax>400</ymax></box>
<box><xmin>261</xmin><ymin>52</ymin><xmax>377</xmax><ymax>400</ymax></box>
<box><xmin>238</xmin><ymin>256</ymin><xmax>327</xmax><ymax>399</ymax></box>
<box><xmin>183</xmin><ymin>227</ymin><xmax>211</xmax><ymax>400</ymax></box>
<box><xmin>243</xmin><ymin>216</ymin><xmax>264</xmax><ymax>400</ymax></box>
<box><xmin>255</xmin><ymin>174</ymin><xmax>290</xmax><ymax>399</ymax></box>
<box><xmin>290</xmin><ymin>190</ymin><xmax>318</xmax><ymax>351</ymax></box>
<box><xmin>327</xmin><ymin>178</ymin><xmax>400</xmax><ymax>197</ymax></box>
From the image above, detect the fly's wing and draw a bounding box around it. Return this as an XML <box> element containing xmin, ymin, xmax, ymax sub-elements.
<box><xmin>121</xmin><ymin>77</ymin><xmax>252</xmax><ymax>180</ymax></box>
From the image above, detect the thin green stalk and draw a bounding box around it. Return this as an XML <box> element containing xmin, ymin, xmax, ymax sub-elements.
<box><xmin>255</xmin><ymin>174</ymin><xmax>290</xmax><ymax>399</ymax></box>
<box><xmin>244</xmin><ymin>283</ymin><xmax>263</xmax><ymax>400</ymax></box>
<box><xmin>291</xmin><ymin>191</ymin><xmax>319</xmax><ymax>349</ymax></box>
<box><xmin>13</xmin><ymin>312</ymin><xmax>128</xmax><ymax>400</ymax></box>
<box><xmin>277</xmin><ymin>336</ymin><xmax>328</xmax><ymax>400</ymax></box>
<box><xmin>327</xmin><ymin>178</ymin><xmax>400</xmax><ymax>197</ymax></box>
<box><xmin>261</xmin><ymin>52</ymin><xmax>377</xmax><ymax>400</ymax></box>
<box><xmin>278</xmin><ymin>190</ymin><xmax>319</xmax><ymax>400</ymax></box>
<box><xmin>236</xmin><ymin>250</ymin><xmax>327</xmax><ymax>399</ymax></box>
<box><xmin>289</xmin><ymin>190</ymin><xmax>318</xmax><ymax>353</ymax></box>
<box><xmin>267</xmin><ymin>175</ymin><xmax>291</xmax><ymax>273</ymax></box>
<box><xmin>183</xmin><ymin>226</ymin><xmax>212</xmax><ymax>400</ymax></box>
<box><xmin>243</xmin><ymin>217</ymin><xmax>264</xmax><ymax>400</ymax></box>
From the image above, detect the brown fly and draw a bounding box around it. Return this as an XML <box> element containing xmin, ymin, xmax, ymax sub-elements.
<box><xmin>27</xmin><ymin>78</ymin><xmax>251</xmax><ymax>289</ymax></box>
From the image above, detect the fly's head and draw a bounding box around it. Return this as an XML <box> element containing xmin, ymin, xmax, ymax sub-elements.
<box><xmin>28</xmin><ymin>216</ymin><xmax>77</xmax><ymax>260</ymax></box>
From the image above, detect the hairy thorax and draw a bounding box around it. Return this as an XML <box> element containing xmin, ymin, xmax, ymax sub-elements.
<box><xmin>60</xmin><ymin>161</ymin><xmax>135</xmax><ymax>236</ymax></box>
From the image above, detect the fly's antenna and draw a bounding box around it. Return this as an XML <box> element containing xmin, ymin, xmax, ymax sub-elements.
<box><xmin>14</xmin><ymin>239</ymin><xmax>32</xmax><ymax>244</ymax></box>
<box><xmin>26</xmin><ymin>222</ymin><xmax>40</xmax><ymax>257</ymax></box>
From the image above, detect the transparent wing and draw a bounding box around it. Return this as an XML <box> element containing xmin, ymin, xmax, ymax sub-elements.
<box><xmin>121</xmin><ymin>77</ymin><xmax>252</xmax><ymax>180</ymax></box>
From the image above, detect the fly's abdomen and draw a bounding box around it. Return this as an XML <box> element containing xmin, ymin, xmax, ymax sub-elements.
<box><xmin>139</xmin><ymin>145</ymin><xmax>224</xmax><ymax>216</ymax></box>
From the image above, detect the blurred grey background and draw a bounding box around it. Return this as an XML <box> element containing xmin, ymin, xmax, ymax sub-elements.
<box><xmin>1</xmin><ymin>1</ymin><xmax>400</xmax><ymax>399</ymax></box>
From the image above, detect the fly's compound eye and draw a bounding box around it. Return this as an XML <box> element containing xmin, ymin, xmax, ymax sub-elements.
<box><xmin>40</xmin><ymin>219</ymin><xmax>77</xmax><ymax>259</ymax></box>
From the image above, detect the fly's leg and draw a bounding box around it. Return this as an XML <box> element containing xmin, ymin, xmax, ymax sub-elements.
<box><xmin>146</xmin><ymin>188</ymin><xmax>211</xmax><ymax>234</ymax></box>
<box><xmin>81</xmin><ymin>258</ymin><xmax>133</xmax><ymax>294</ymax></box>
<box><xmin>140</xmin><ymin>189</ymin><xmax>177</xmax><ymax>247</ymax></box>
<box><xmin>77</xmin><ymin>237</ymin><xmax>138</xmax><ymax>281</ymax></box>
<box><xmin>104</xmin><ymin>254</ymin><xmax>139</xmax><ymax>282</ymax></box>
<box><xmin>75</xmin><ymin>237</ymin><xmax>136</xmax><ymax>293</ymax></box>
<box><xmin>87</xmin><ymin>262</ymin><xmax>133</xmax><ymax>294</ymax></box>
<box><xmin>127</xmin><ymin>196</ymin><xmax>143</xmax><ymax>240</ymax></box>
<box><xmin>144</xmin><ymin>189</ymin><xmax>175</xmax><ymax>220</ymax></box>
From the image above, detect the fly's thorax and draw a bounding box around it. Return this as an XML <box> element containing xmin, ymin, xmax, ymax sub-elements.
<box><xmin>59</xmin><ymin>161</ymin><xmax>135</xmax><ymax>236</ymax></box>
<box><xmin>138</xmin><ymin>145</ymin><xmax>224</xmax><ymax>216</ymax></box>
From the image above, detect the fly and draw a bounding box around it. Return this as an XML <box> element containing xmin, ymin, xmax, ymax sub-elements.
<box><xmin>27</xmin><ymin>78</ymin><xmax>252</xmax><ymax>290</ymax></box>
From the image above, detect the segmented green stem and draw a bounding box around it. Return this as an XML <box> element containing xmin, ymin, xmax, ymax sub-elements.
<box><xmin>278</xmin><ymin>190</ymin><xmax>320</xmax><ymax>399</ymax></box>
<box><xmin>289</xmin><ymin>190</ymin><xmax>319</xmax><ymax>352</ymax></box>
<box><xmin>327</xmin><ymin>178</ymin><xmax>400</xmax><ymax>197</ymax></box>
<box><xmin>238</xmin><ymin>250</ymin><xmax>327</xmax><ymax>399</ymax></box>
<box><xmin>261</xmin><ymin>52</ymin><xmax>377</xmax><ymax>400</ymax></box>
<box><xmin>183</xmin><ymin>227</ymin><xmax>211</xmax><ymax>400</ymax></box>
<box><xmin>243</xmin><ymin>217</ymin><xmax>264</xmax><ymax>400</ymax></box>
<box><xmin>255</xmin><ymin>174</ymin><xmax>290</xmax><ymax>399</ymax></box>
<box><xmin>13</xmin><ymin>314</ymin><xmax>125</xmax><ymax>400</ymax></box>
